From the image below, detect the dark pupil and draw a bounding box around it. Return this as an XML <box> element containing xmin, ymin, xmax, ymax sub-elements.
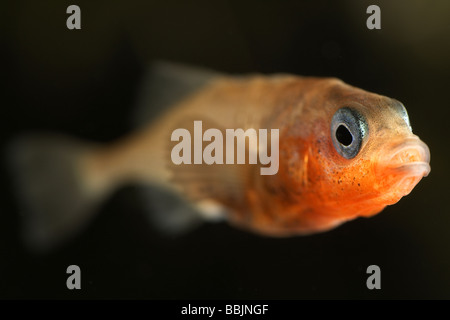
<box><xmin>336</xmin><ymin>125</ymin><xmax>353</xmax><ymax>146</ymax></box>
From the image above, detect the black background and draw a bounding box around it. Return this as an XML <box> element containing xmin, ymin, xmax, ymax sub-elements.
<box><xmin>1</xmin><ymin>0</ymin><xmax>449</xmax><ymax>299</ymax></box>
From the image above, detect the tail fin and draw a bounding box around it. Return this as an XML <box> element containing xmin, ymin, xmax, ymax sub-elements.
<box><xmin>7</xmin><ymin>134</ymin><xmax>106</xmax><ymax>253</ymax></box>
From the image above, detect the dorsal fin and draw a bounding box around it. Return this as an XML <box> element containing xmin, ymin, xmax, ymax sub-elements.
<box><xmin>132</xmin><ymin>61</ymin><xmax>220</xmax><ymax>127</ymax></box>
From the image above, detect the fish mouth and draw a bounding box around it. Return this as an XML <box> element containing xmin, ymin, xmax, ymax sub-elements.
<box><xmin>377</xmin><ymin>137</ymin><xmax>430</xmax><ymax>201</ymax></box>
<box><xmin>385</xmin><ymin>137</ymin><xmax>430</xmax><ymax>176</ymax></box>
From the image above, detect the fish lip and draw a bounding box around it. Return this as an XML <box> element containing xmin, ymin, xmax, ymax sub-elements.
<box><xmin>374</xmin><ymin>137</ymin><xmax>430</xmax><ymax>201</ymax></box>
<box><xmin>388</xmin><ymin>161</ymin><xmax>431</xmax><ymax>177</ymax></box>
<box><xmin>382</xmin><ymin>137</ymin><xmax>431</xmax><ymax>177</ymax></box>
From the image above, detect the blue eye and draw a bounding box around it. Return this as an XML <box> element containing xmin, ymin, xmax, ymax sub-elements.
<box><xmin>331</xmin><ymin>107</ymin><xmax>368</xmax><ymax>159</ymax></box>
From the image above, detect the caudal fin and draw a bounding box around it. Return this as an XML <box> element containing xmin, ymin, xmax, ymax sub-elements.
<box><xmin>8</xmin><ymin>134</ymin><xmax>105</xmax><ymax>252</ymax></box>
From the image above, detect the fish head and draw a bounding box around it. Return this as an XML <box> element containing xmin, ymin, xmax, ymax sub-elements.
<box><xmin>356</xmin><ymin>97</ymin><xmax>430</xmax><ymax>210</ymax></box>
<box><xmin>288</xmin><ymin>79</ymin><xmax>431</xmax><ymax>221</ymax></box>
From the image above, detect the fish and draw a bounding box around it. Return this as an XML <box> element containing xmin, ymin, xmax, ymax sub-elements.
<box><xmin>8</xmin><ymin>62</ymin><xmax>431</xmax><ymax>252</ymax></box>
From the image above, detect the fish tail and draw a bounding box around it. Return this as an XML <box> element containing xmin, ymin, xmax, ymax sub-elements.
<box><xmin>7</xmin><ymin>134</ymin><xmax>111</xmax><ymax>253</ymax></box>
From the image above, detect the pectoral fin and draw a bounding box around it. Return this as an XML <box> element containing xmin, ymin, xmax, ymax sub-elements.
<box><xmin>167</xmin><ymin>117</ymin><xmax>251</xmax><ymax>218</ymax></box>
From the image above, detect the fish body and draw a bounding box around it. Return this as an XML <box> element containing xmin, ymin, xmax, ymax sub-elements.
<box><xmin>9</xmin><ymin>62</ymin><xmax>430</xmax><ymax>251</ymax></box>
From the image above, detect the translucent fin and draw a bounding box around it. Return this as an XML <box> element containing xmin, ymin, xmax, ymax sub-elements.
<box><xmin>138</xmin><ymin>185</ymin><xmax>206</xmax><ymax>236</ymax></box>
<box><xmin>7</xmin><ymin>134</ymin><xmax>104</xmax><ymax>253</ymax></box>
<box><xmin>132</xmin><ymin>61</ymin><xmax>220</xmax><ymax>127</ymax></box>
<box><xmin>167</xmin><ymin>117</ymin><xmax>248</xmax><ymax>219</ymax></box>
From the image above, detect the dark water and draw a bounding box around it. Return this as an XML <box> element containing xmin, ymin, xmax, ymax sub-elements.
<box><xmin>1</xmin><ymin>0</ymin><xmax>449</xmax><ymax>299</ymax></box>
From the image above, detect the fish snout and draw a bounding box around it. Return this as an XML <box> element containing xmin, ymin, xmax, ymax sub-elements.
<box><xmin>376</xmin><ymin>137</ymin><xmax>430</xmax><ymax>199</ymax></box>
<box><xmin>385</xmin><ymin>137</ymin><xmax>430</xmax><ymax>177</ymax></box>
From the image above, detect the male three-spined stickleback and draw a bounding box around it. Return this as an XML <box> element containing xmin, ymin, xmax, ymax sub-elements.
<box><xmin>9</xmin><ymin>62</ymin><xmax>430</xmax><ymax>252</ymax></box>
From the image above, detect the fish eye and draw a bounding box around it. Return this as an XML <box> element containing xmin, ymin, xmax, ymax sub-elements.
<box><xmin>331</xmin><ymin>107</ymin><xmax>368</xmax><ymax>159</ymax></box>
